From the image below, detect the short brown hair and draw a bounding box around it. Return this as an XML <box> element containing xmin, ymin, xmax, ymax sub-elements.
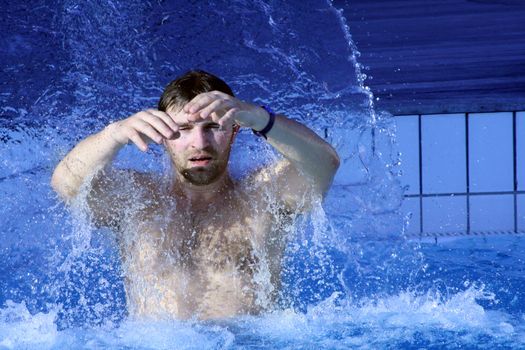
<box><xmin>158</xmin><ymin>70</ymin><xmax>234</xmax><ymax>112</ymax></box>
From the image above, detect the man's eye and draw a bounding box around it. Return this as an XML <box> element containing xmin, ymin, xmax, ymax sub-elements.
<box><xmin>179</xmin><ymin>126</ymin><xmax>190</xmax><ymax>131</ymax></box>
<box><xmin>207</xmin><ymin>125</ymin><xmax>220</xmax><ymax>129</ymax></box>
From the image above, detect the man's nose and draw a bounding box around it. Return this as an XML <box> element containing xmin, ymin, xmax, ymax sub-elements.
<box><xmin>190</xmin><ymin>128</ymin><xmax>210</xmax><ymax>149</ymax></box>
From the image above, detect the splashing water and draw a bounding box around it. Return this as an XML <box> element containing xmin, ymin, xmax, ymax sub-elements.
<box><xmin>2</xmin><ymin>0</ymin><xmax>525</xmax><ymax>349</ymax></box>
<box><xmin>1</xmin><ymin>285</ymin><xmax>524</xmax><ymax>349</ymax></box>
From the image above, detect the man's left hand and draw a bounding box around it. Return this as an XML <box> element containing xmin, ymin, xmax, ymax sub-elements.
<box><xmin>182</xmin><ymin>91</ymin><xmax>270</xmax><ymax>131</ymax></box>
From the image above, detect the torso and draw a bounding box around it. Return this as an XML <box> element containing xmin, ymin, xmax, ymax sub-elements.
<box><xmin>117</xmin><ymin>177</ymin><xmax>291</xmax><ymax>320</ymax></box>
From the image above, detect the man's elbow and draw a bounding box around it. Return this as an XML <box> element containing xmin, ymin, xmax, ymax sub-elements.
<box><xmin>316</xmin><ymin>148</ymin><xmax>339</xmax><ymax>197</ymax></box>
<box><xmin>332</xmin><ymin>151</ymin><xmax>340</xmax><ymax>172</ymax></box>
<box><xmin>326</xmin><ymin>148</ymin><xmax>340</xmax><ymax>188</ymax></box>
<box><xmin>327</xmin><ymin>146</ymin><xmax>340</xmax><ymax>175</ymax></box>
<box><xmin>50</xmin><ymin>167</ymin><xmax>76</xmax><ymax>202</ymax></box>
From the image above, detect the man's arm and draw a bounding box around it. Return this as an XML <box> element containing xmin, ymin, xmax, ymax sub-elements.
<box><xmin>51</xmin><ymin>109</ymin><xmax>178</xmax><ymax>223</ymax></box>
<box><xmin>247</xmin><ymin>114</ymin><xmax>339</xmax><ymax>212</ymax></box>
<box><xmin>51</xmin><ymin>123</ymin><xmax>124</xmax><ymax>201</ymax></box>
<box><xmin>263</xmin><ymin>114</ymin><xmax>340</xmax><ymax>195</ymax></box>
<box><xmin>183</xmin><ymin>91</ymin><xmax>340</xmax><ymax>211</ymax></box>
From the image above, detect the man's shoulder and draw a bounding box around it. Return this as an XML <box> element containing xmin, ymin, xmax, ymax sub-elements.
<box><xmin>90</xmin><ymin>168</ymin><xmax>169</xmax><ymax>210</ymax></box>
<box><xmin>240</xmin><ymin>157</ymin><xmax>319</xmax><ymax>214</ymax></box>
<box><xmin>243</xmin><ymin>159</ymin><xmax>290</xmax><ymax>187</ymax></box>
<box><xmin>237</xmin><ymin>159</ymin><xmax>295</xmax><ymax>209</ymax></box>
<box><xmin>91</xmin><ymin>169</ymin><xmax>178</xmax><ymax>229</ymax></box>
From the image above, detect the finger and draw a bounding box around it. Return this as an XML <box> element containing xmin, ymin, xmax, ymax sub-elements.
<box><xmin>199</xmin><ymin>99</ymin><xmax>230</xmax><ymax>119</ymax></box>
<box><xmin>218</xmin><ymin>108</ymin><xmax>238</xmax><ymax>129</ymax></box>
<box><xmin>210</xmin><ymin>90</ymin><xmax>231</xmax><ymax>99</ymax></box>
<box><xmin>218</xmin><ymin>118</ymin><xmax>235</xmax><ymax>132</ymax></box>
<box><xmin>131</xmin><ymin>119</ymin><xmax>164</xmax><ymax>144</ymax></box>
<box><xmin>183</xmin><ymin>95</ymin><xmax>202</xmax><ymax>113</ymax></box>
<box><xmin>128</xmin><ymin>129</ymin><xmax>149</xmax><ymax>152</ymax></box>
<box><xmin>222</xmin><ymin>108</ymin><xmax>237</xmax><ymax>120</ymax></box>
<box><xmin>146</xmin><ymin>109</ymin><xmax>179</xmax><ymax>133</ymax></box>
<box><xmin>184</xmin><ymin>92</ymin><xmax>218</xmax><ymax>114</ymax></box>
<box><xmin>141</xmin><ymin>111</ymin><xmax>178</xmax><ymax>139</ymax></box>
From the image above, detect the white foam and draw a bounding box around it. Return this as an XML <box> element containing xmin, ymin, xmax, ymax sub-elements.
<box><xmin>55</xmin><ymin>319</ymin><xmax>234</xmax><ymax>350</ymax></box>
<box><xmin>1</xmin><ymin>286</ymin><xmax>522</xmax><ymax>349</ymax></box>
<box><xmin>0</xmin><ymin>301</ymin><xmax>58</xmax><ymax>349</ymax></box>
<box><xmin>234</xmin><ymin>286</ymin><xmax>523</xmax><ymax>348</ymax></box>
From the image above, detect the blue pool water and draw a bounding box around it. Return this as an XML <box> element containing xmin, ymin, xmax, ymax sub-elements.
<box><xmin>2</xmin><ymin>0</ymin><xmax>525</xmax><ymax>348</ymax></box>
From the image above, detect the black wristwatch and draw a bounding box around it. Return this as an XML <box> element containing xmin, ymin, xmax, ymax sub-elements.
<box><xmin>252</xmin><ymin>105</ymin><xmax>276</xmax><ymax>140</ymax></box>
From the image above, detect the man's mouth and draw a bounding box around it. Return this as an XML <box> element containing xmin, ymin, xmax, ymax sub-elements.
<box><xmin>188</xmin><ymin>155</ymin><xmax>213</xmax><ymax>166</ymax></box>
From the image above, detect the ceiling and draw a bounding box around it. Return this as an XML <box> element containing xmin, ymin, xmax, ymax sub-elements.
<box><xmin>339</xmin><ymin>0</ymin><xmax>525</xmax><ymax>115</ymax></box>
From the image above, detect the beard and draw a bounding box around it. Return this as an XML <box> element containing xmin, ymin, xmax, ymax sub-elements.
<box><xmin>180</xmin><ymin>161</ymin><xmax>225</xmax><ymax>185</ymax></box>
<box><xmin>174</xmin><ymin>146</ymin><xmax>230</xmax><ymax>186</ymax></box>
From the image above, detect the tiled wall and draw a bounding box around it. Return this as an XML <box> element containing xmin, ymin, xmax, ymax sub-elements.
<box><xmin>396</xmin><ymin>111</ymin><xmax>525</xmax><ymax>237</ymax></box>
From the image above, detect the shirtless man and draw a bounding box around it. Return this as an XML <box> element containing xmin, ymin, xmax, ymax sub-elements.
<box><xmin>51</xmin><ymin>70</ymin><xmax>340</xmax><ymax>320</ymax></box>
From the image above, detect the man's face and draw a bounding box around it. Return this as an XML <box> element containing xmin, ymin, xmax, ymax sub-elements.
<box><xmin>164</xmin><ymin>105</ymin><xmax>235</xmax><ymax>186</ymax></box>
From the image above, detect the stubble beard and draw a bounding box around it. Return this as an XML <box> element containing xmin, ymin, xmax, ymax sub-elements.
<box><xmin>175</xmin><ymin>149</ymin><xmax>230</xmax><ymax>186</ymax></box>
<box><xmin>180</xmin><ymin>162</ymin><xmax>224</xmax><ymax>185</ymax></box>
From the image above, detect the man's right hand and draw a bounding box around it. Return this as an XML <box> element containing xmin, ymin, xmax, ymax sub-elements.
<box><xmin>108</xmin><ymin>109</ymin><xmax>179</xmax><ymax>152</ymax></box>
<box><xmin>51</xmin><ymin>109</ymin><xmax>179</xmax><ymax>203</ymax></box>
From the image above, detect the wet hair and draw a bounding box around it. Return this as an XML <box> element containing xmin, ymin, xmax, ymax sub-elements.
<box><xmin>158</xmin><ymin>70</ymin><xmax>234</xmax><ymax>112</ymax></box>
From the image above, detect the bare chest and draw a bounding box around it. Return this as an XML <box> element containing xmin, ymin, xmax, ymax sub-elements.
<box><xmin>165</xmin><ymin>204</ymin><xmax>265</xmax><ymax>272</ymax></box>
<box><xmin>121</xmin><ymin>188</ymin><xmax>294</xmax><ymax>318</ymax></box>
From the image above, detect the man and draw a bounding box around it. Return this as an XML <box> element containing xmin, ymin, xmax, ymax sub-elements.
<box><xmin>51</xmin><ymin>70</ymin><xmax>340</xmax><ymax>320</ymax></box>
